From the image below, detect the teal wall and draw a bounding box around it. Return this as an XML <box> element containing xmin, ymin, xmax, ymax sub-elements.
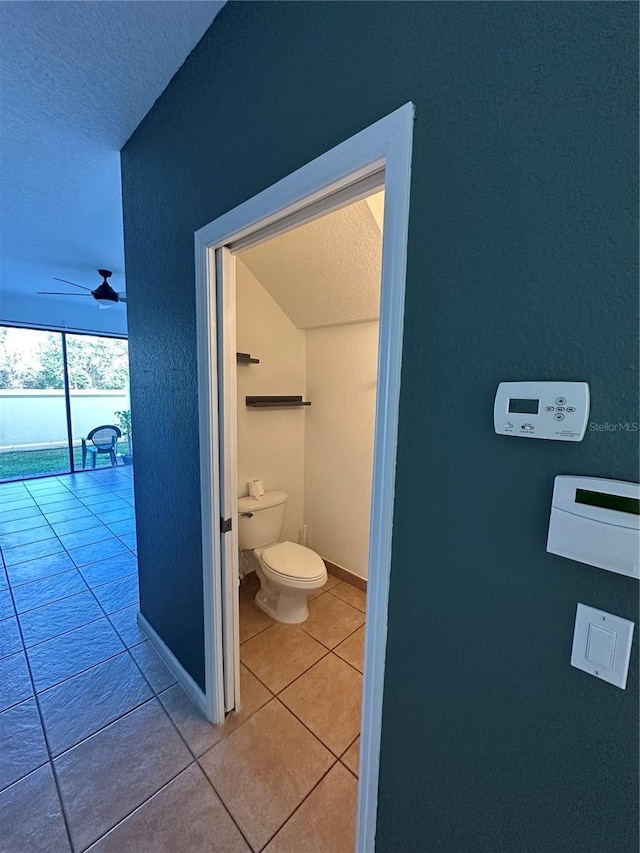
<box><xmin>121</xmin><ymin>3</ymin><xmax>638</xmax><ymax>850</ymax></box>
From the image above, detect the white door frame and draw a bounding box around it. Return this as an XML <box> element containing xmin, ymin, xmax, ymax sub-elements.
<box><xmin>194</xmin><ymin>102</ymin><xmax>414</xmax><ymax>852</ymax></box>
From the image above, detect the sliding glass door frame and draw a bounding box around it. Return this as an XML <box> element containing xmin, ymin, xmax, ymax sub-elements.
<box><xmin>60</xmin><ymin>333</ymin><xmax>76</xmax><ymax>475</ymax></box>
<box><xmin>0</xmin><ymin>323</ymin><xmax>128</xmax><ymax>482</ymax></box>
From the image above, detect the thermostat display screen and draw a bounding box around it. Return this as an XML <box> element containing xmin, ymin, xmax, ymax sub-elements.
<box><xmin>508</xmin><ymin>398</ymin><xmax>539</xmax><ymax>415</ymax></box>
<box><xmin>575</xmin><ymin>488</ymin><xmax>640</xmax><ymax>516</ymax></box>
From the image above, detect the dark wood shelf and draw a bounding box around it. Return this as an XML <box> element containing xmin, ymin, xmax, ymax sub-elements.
<box><xmin>236</xmin><ymin>352</ymin><xmax>260</xmax><ymax>364</ymax></box>
<box><xmin>246</xmin><ymin>395</ymin><xmax>311</xmax><ymax>408</ymax></box>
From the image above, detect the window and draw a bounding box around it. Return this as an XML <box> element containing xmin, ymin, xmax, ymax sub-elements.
<box><xmin>0</xmin><ymin>326</ymin><xmax>130</xmax><ymax>482</ymax></box>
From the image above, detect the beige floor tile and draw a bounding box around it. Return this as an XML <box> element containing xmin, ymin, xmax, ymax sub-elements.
<box><xmin>263</xmin><ymin>762</ymin><xmax>357</xmax><ymax>853</ymax></box>
<box><xmin>302</xmin><ymin>594</ymin><xmax>364</xmax><ymax>650</ymax></box>
<box><xmin>0</xmin><ymin>764</ymin><xmax>71</xmax><ymax>853</ymax></box>
<box><xmin>130</xmin><ymin>641</ymin><xmax>177</xmax><ymax>693</ymax></box>
<box><xmin>0</xmin><ymin>697</ymin><xmax>48</xmax><ymax>791</ymax></box>
<box><xmin>200</xmin><ymin>699</ymin><xmax>333</xmax><ymax>852</ymax></box>
<box><xmin>307</xmin><ymin>588</ymin><xmax>325</xmax><ymax>603</ymax></box>
<box><xmin>329</xmin><ymin>582</ymin><xmax>366</xmax><ymax>613</ymax></box>
<box><xmin>54</xmin><ymin>698</ymin><xmax>191</xmax><ymax>851</ymax></box>
<box><xmin>89</xmin><ymin>763</ymin><xmax>250</xmax><ymax>853</ymax></box>
<box><xmin>334</xmin><ymin>625</ymin><xmax>365</xmax><ymax>673</ymax></box>
<box><xmin>341</xmin><ymin>736</ymin><xmax>360</xmax><ymax>777</ymax></box>
<box><xmin>279</xmin><ymin>654</ymin><xmax>362</xmax><ymax>757</ymax></box>
<box><xmin>240</xmin><ymin>623</ymin><xmax>327</xmax><ymax>693</ymax></box>
<box><xmin>160</xmin><ymin>664</ymin><xmax>271</xmax><ymax>756</ymax></box>
<box><xmin>239</xmin><ymin>590</ymin><xmax>274</xmax><ymax>644</ymax></box>
<box><xmin>308</xmin><ymin>573</ymin><xmax>342</xmax><ymax>602</ymax></box>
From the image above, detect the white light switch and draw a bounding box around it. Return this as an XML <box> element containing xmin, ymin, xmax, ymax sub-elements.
<box><xmin>585</xmin><ymin>624</ymin><xmax>615</xmax><ymax>669</ymax></box>
<box><xmin>571</xmin><ymin>604</ymin><xmax>634</xmax><ymax>689</ymax></box>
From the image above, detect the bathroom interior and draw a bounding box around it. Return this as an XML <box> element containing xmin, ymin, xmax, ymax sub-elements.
<box><xmin>232</xmin><ymin>190</ymin><xmax>384</xmax><ymax>792</ymax></box>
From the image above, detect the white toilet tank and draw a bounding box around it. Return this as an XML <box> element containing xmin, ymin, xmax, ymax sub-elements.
<box><xmin>237</xmin><ymin>490</ymin><xmax>288</xmax><ymax>550</ymax></box>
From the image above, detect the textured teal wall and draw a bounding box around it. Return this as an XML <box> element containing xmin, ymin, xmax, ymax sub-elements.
<box><xmin>121</xmin><ymin>3</ymin><xmax>638</xmax><ymax>850</ymax></box>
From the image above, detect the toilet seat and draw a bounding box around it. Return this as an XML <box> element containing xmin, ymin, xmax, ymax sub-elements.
<box><xmin>260</xmin><ymin>541</ymin><xmax>326</xmax><ymax>584</ymax></box>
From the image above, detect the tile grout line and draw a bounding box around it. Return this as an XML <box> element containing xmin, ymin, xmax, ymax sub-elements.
<box><xmin>72</xmin><ymin>653</ymin><xmax>256</xmax><ymax>851</ymax></box>
<box><xmin>274</xmin><ymin>674</ymin><xmax>362</xmax><ymax>763</ymax></box>
<box><xmin>78</xmin><ymin>762</ymin><xmax>244</xmax><ymax>853</ymax></box>
<box><xmin>2</xmin><ymin>470</ymin><xmax>139</xmax><ymax>713</ymax></box>
<box><xmin>3</xmin><ymin>504</ymin><xmax>137</xmax><ymax>618</ymax></box>
<box><xmin>340</xmin><ymin>759</ymin><xmax>359</xmax><ymax>781</ymax></box>
<box><xmin>1</xmin><ymin>480</ymin><xmax>135</xmax><ymax>567</ymax></box>
<box><xmin>47</xmin><ymin>690</ymin><xmax>154</xmax><ymax>766</ymax></box>
<box><xmin>4</xmin><ymin>471</ymin><xmax>357</xmax><ymax>852</ymax></box>
<box><xmin>10</xmin><ymin>565</ymin><xmax>137</xmax><ymax>624</ymax></box>
<box><xmin>11</xmin><ymin>561</ymin><xmax>140</xmax><ymax>655</ymax></box>
<box><xmin>21</xmin><ymin>472</ymin><xmax>166</xmax><ymax>852</ymax></box>
<box><xmin>240</xmin><ymin>617</ymin><xmax>364</xmax><ymax>692</ymax></box>
<box><xmin>149</xmin><ymin>680</ymin><xmax>258</xmax><ymax>853</ymax></box>
<box><xmin>2</xmin><ymin>571</ymin><xmax>76</xmax><ymax>853</ymax></box>
<box><xmin>134</xmin><ymin>650</ymin><xmax>261</xmax><ymax>850</ymax></box>
<box><xmin>325</xmin><ymin>585</ymin><xmax>367</xmax><ymax>613</ymax></box>
<box><xmin>248</xmin><ymin>689</ymin><xmax>363</xmax><ymax>850</ymax></box>
<box><xmin>257</xmin><ymin>752</ymin><xmax>343</xmax><ymax>853</ymax></box>
<box><xmin>235</xmin><ymin>616</ymin><xmax>365</xmax><ymax>832</ymax></box>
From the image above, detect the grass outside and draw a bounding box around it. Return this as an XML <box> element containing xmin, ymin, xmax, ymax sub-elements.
<box><xmin>0</xmin><ymin>442</ymin><xmax>131</xmax><ymax>482</ymax></box>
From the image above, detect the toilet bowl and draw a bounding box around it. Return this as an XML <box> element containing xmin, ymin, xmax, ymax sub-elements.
<box><xmin>238</xmin><ymin>491</ymin><xmax>327</xmax><ymax>623</ymax></box>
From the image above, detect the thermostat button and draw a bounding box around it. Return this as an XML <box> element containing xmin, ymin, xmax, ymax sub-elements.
<box><xmin>545</xmin><ymin>406</ymin><xmax>555</xmax><ymax>412</ymax></box>
<box><xmin>556</xmin><ymin>397</ymin><xmax>567</xmax><ymax>405</ymax></box>
<box><xmin>554</xmin><ymin>413</ymin><xmax>565</xmax><ymax>421</ymax></box>
<box><xmin>566</xmin><ymin>407</ymin><xmax>576</xmax><ymax>412</ymax></box>
<box><xmin>556</xmin><ymin>407</ymin><xmax>565</xmax><ymax>412</ymax></box>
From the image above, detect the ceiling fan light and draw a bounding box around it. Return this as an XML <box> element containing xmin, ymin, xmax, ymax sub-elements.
<box><xmin>92</xmin><ymin>281</ymin><xmax>119</xmax><ymax>303</ymax></box>
<box><xmin>96</xmin><ymin>299</ymin><xmax>114</xmax><ymax>309</ymax></box>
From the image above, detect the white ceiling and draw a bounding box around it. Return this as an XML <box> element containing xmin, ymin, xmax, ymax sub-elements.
<box><xmin>0</xmin><ymin>0</ymin><xmax>224</xmax><ymax>332</ymax></box>
<box><xmin>239</xmin><ymin>194</ymin><xmax>384</xmax><ymax>330</ymax></box>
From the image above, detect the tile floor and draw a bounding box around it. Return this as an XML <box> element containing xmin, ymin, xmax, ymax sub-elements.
<box><xmin>0</xmin><ymin>467</ymin><xmax>365</xmax><ymax>852</ymax></box>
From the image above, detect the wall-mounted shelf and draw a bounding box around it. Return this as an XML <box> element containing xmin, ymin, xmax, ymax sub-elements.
<box><xmin>237</xmin><ymin>352</ymin><xmax>260</xmax><ymax>365</ymax></box>
<box><xmin>246</xmin><ymin>395</ymin><xmax>311</xmax><ymax>408</ymax></box>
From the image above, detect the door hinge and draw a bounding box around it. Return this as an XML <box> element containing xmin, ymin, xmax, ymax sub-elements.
<box><xmin>220</xmin><ymin>517</ymin><xmax>232</xmax><ymax>534</ymax></box>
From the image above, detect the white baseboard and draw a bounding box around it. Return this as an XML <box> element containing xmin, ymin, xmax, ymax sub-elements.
<box><xmin>136</xmin><ymin>611</ymin><xmax>208</xmax><ymax>717</ymax></box>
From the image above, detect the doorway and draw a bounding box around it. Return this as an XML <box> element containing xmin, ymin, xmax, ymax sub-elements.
<box><xmin>194</xmin><ymin>103</ymin><xmax>413</xmax><ymax>851</ymax></box>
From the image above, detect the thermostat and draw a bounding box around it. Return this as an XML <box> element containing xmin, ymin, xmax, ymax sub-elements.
<box><xmin>494</xmin><ymin>381</ymin><xmax>590</xmax><ymax>441</ymax></box>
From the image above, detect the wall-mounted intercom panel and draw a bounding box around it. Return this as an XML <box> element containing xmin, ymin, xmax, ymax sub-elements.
<box><xmin>547</xmin><ymin>476</ymin><xmax>640</xmax><ymax>579</ymax></box>
<box><xmin>494</xmin><ymin>381</ymin><xmax>590</xmax><ymax>441</ymax></box>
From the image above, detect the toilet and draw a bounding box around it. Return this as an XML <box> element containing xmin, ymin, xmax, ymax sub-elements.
<box><xmin>237</xmin><ymin>490</ymin><xmax>327</xmax><ymax>623</ymax></box>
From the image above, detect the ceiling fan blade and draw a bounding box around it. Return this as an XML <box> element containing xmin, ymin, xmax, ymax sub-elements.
<box><xmin>38</xmin><ymin>291</ymin><xmax>93</xmax><ymax>296</ymax></box>
<box><xmin>53</xmin><ymin>277</ymin><xmax>93</xmax><ymax>292</ymax></box>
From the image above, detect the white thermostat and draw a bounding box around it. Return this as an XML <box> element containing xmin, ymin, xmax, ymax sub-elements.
<box><xmin>547</xmin><ymin>476</ymin><xmax>639</xmax><ymax>579</ymax></box>
<box><xmin>494</xmin><ymin>381</ymin><xmax>590</xmax><ymax>441</ymax></box>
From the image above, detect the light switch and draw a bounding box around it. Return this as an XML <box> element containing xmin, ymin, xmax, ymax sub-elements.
<box><xmin>585</xmin><ymin>624</ymin><xmax>615</xmax><ymax>669</ymax></box>
<box><xmin>571</xmin><ymin>604</ymin><xmax>634</xmax><ymax>689</ymax></box>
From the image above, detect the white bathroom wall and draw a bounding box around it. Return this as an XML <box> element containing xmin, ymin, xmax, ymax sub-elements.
<box><xmin>304</xmin><ymin>321</ymin><xmax>379</xmax><ymax>579</ymax></box>
<box><xmin>235</xmin><ymin>259</ymin><xmax>306</xmax><ymax>544</ymax></box>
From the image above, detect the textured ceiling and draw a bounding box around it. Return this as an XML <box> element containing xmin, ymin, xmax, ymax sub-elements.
<box><xmin>239</xmin><ymin>193</ymin><xmax>384</xmax><ymax>330</ymax></box>
<box><xmin>0</xmin><ymin>0</ymin><xmax>224</xmax><ymax>331</ymax></box>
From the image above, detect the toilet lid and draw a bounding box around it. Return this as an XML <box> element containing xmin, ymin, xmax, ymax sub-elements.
<box><xmin>261</xmin><ymin>541</ymin><xmax>326</xmax><ymax>581</ymax></box>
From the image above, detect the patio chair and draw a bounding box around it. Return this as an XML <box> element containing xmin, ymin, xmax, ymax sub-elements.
<box><xmin>81</xmin><ymin>425</ymin><xmax>121</xmax><ymax>469</ymax></box>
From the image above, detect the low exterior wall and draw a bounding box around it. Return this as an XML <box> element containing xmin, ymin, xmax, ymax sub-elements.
<box><xmin>0</xmin><ymin>390</ymin><xmax>130</xmax><ymax>450</ymax></box>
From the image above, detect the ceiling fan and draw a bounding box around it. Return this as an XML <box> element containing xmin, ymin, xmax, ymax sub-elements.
<box><xmin>38</xmin><ymin>269</ymin><xmax>126</xmax><ymax>309</ymax></box>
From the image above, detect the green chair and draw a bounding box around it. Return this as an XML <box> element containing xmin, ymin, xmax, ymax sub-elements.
<box><xmin>81</xmin><ymin>425</ymin><xmax>121</xmax><ymax>468</ymax></box>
